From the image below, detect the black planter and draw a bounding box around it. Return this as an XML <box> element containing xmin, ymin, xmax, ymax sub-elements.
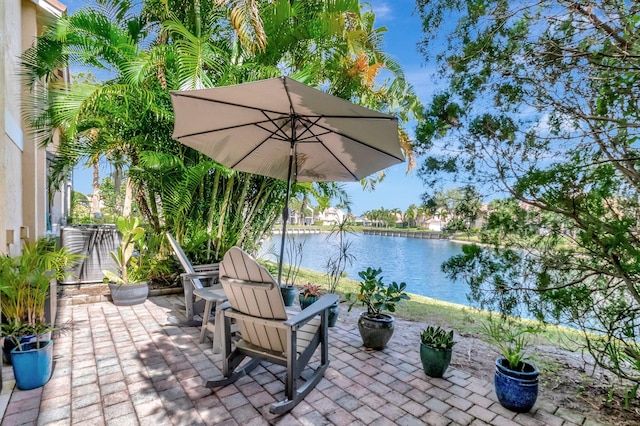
<box><xmin>109</xmin><ymin>281</ymin><xmax>149</xmax><ymax>306</ymax></box>
<box><xmin>357</xmin><ymin>312</ymin><xmax>394</xmax><ymax>350</ymax></box>
<box><xmin>280</xmin><ymin>286</ymin><xmax>296</xmax><ymax>306</ymax></box>
<box><xmin>2</xmin><ymin>334</ymin><xmax>36</xmax><ymax>366</ymax></box>
<box><xmin>420</xmin><ymin>342</ymin><xmax>452</xmax><ymax>378</ymax></box>
<box><xmin>494</xmin><ymin>357</ymin><xmax>539</xmax><ymax>413</ymax></box>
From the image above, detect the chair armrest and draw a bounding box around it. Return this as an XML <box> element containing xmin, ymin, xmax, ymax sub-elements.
<box><xmin>285</xmin><ymin>294</ymin><xmax>338</xmax><ymax>327</ymax></box>
<box><xmin>193</xmin><ymin>263</ymin><xmax>219</xmax><ymax>272</ymax></box>
<box><xmin>180</xmin><ymin>271</ymin><xmax>219</xmax><ymax>280</ymax></box>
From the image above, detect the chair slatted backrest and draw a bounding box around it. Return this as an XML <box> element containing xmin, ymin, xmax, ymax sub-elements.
<box><xmin>166</xmin><ymin>233</ymin><xmax>203</xmax><ymax>289</ymax></box>
<box><xmin>220</xmin><ymin>247</ymin><xmax>289</xmax><ymax>352</ymax></box>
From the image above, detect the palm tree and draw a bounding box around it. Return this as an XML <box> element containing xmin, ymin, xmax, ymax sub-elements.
<box><xmin>405</xmin><ymin>204</ymin><xmax>418</xmax><ymax>228</ymax></box>
<box><xmin>23</xmin><ymin>0</ymin><xmax>418</xmax><ymax>262</ymax></box>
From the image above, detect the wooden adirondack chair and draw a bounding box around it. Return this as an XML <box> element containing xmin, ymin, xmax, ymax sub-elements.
<box><xmin>166</xmin><ymin>233</ymin><xmax>228</xmax><ymax>350</ymax></box>
<box><xmin>208</xmin><ymin>246</ymin><xmax>338</xmax><ymax>414</ymax></box>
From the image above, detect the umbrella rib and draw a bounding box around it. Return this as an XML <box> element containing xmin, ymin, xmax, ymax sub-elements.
<box><xmin>230</xmin><ymin>114</ymin><xmax>294</xmax><ymax>170</ymax></box>
<box><xmin>322</xmin><ymin>146</ymin><xmax>360</xmax><ymax>181</ymax></box>
<box><xmin>172</xmin><ymin>92</ymin><xmax>287</xmax><ymax>117</ymax></box>
<box><xmin>175</xmin><ymin>117</ymin><xmax>285</xmax><ymax>139</ymax></box>
<box><xmin>307</xmin><ymin>118</ymin><xmax>405</xmax><ymax>162</ymax></box>
<box><xmin>259</xmin><ymin>110</ymin><xmax>292</xmax><ymax>141</ymax></box>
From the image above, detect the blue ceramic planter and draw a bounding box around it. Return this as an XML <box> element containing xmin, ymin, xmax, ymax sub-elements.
<box><xmin>299</xmin><ymin>294</ymin><xmax>319</xmax><ymax>310</ymax></box>
<box><xmin>494</xmin><ymin>357</ymin><xmax>539</xmax><ymax>413</ymax></box>
<box><xmin>280</xmin><ymin>286</ymin><xmax>296</xmax><ymax>306</ymax></box>
<box><xmin>11</xmin><ymin>340</ymin><xmax>53</xmax><ymax>390</ymax></box>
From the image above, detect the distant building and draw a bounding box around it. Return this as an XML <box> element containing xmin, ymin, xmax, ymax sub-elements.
<box><xmin>318</xmin><ymin>208</ymin><xmax>346</xmax><ymax>226</ymax></box>
<box><xmin>289</xmin><ymin>206</ymin><xmax>314</xmax><ymax>226</ymax></box>
<box><xmin>1</xmin><ymin>0</ymin><xmax>69</xmax><ymax>255</ymax></box>
<box><xmin>354</xmin><ymin>216</ymin><xmax>372</xmax><ymax>226</ymax></box>
<box><xmin>425</xmin><ymin>218</ymin><xmax>445</xmax><ymax>232</ymax></box>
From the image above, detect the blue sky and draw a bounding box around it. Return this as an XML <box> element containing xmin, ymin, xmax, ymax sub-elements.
<box><xmin>69</xmin><ymin>0</ymin><xmax>440</xmax><ymax>215</ymax></box>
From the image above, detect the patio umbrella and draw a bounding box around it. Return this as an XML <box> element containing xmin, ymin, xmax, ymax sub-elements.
<box><xmin>171</xmin><ymin>76</ymin><xmax>404</xmax><ymax>283</ymax></box>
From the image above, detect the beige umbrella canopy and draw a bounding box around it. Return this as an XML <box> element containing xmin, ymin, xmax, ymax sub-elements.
<box><xmin>171</xmin><ymin>76</ymin><xmax>404</xmax><ymax>282</ymax></box>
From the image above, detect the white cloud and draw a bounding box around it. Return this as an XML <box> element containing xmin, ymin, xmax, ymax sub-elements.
<box><xmin>369</xmin><ymin>1</ymin><xmax>393</xmax><ymax>21</ymax></box>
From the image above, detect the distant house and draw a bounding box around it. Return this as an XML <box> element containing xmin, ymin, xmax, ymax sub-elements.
<box><xmin>425</xmin><ymin>218</ymin><xmax>445</xmax><ymax>232</ymax></box>
<box><xmin>289</xmin><ymin>206</ymin><xmax>314</xmax><ymax>226</ymax></box>
<box><xmin>354</xmin><ymin>216</ymin><xmax>372</xmax><ymax>227</ymax></box>
<box><xmin>318</xmin><ymin>208</ymin><xmax>346</xmax><ymax>226</ymax></box>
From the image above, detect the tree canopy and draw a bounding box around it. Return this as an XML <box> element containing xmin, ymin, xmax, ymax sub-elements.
<box><xmin>416</xmin><ymin>0</ymin><xmax>640</xmax><ymax>382</ymax></box>
<box><xmin>23</xmin><ymin>0</ymin><xmax>420</xmax><ymax>260</ymax></box>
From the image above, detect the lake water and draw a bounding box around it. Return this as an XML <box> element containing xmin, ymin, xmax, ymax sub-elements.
<box><xmin>260</xmin><ymin>233</ymin><xmax>474</xmax><ymax>307</ymax></box>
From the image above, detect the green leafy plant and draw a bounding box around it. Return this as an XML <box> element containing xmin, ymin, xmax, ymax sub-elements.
<box><xmin>346</xmin><ymin>267</ymin><xmax>410</xmax><ymax>318</ymax></box>
<box><xmin>103</xmin><ymin>217</ymin><xmax>147</xmax><ymax>285</ymax></box>
<box><xmin>483</xmin><ymin>318</ymin><xmax>540</xmax><ymax>371</ymax></box>
<box><xmin>421</xmin><ymin>325</ymin><xmax>456</xmax><ymax>351</ymax></box>
<box><xmin>0</xmin><ymin>237</ymin><xmax>82</xmax><ymax>350</ymax></box>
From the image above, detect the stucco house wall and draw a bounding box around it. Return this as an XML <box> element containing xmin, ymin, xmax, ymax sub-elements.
<box><xmin>1</xmin><ymin>0</ymin><xmax>67</xmax><ymax>256</ymax></box>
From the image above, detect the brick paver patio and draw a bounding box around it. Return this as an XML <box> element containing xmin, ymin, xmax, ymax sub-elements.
<box><xmin>0</xmin><ymin>294</ymin><xmax>602</xmax><ymax>425</ymax></box>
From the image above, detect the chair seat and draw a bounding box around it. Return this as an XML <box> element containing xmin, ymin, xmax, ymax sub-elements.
<box><xmin>193</xmin><ymin>287</ymin><xmax>227</xmax><ymax>301</ymax></box>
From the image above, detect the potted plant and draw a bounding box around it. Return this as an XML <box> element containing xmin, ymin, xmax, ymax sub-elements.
<box><xmin>103</xmin><ymin>216</ymin><xmax>149</xmax><ymax>306</ymax></box>
<box><xmin>420</xmin><ymin>325</ymin><xmax>456</xmax><ymax>378</ymax></box>
<box><xmin>280</xmin><ymin>239</ymin><xmax>305</xmax><ymax>306</ymax></box>
<box><xmin>0</xmin><ymin>237</ymin><xmax>81</xmax><ymax>390</ymax></box>
<box><xmin>346</xmin><ymin>267</ymin><xmax>410</xmax><ymax>350</ymax></box>
<box><xmin>299</xmin><ymin>282</ymin><xmax>323</xmax><ymax>309</ymax></box>
<box><xmin>324</xmin><ymin>217</ymin><xmax>355</xmax><ymax>326</ymax></box>
<box><xmin>484</xmin><ymin>319</ymin><xmax>540</xmax><ymax>413</ymax></box>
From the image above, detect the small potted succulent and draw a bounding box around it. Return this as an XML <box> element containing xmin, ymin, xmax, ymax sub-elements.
<box><xmin>420</xmin><ymin>325</ymin><xmax>456</xmax><ymax>378</ymax></box>
<box><xmin>484</xmin><ymin>319</ymin><xmax>540</xmax><ymax>413</ymax></box>
<box><xmin>346</xmin><ymin>267</ymin><xmax>410</xmax><ymax>350</ymax></box>
<box><xmin>299</xmin><ymin>282</ymin><xmax>323</xmax><ymax>309</ymax></box>
<box><xmin>103</xmin><ymin>217</ymin><xmax>149</xmax><ymax>306</ymax></box>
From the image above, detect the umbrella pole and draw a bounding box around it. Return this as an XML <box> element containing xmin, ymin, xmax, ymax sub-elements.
<box><xmin>277</xmin><ymin>146</ymin><xmax>295</xmax><ymax>285</ymax></box>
